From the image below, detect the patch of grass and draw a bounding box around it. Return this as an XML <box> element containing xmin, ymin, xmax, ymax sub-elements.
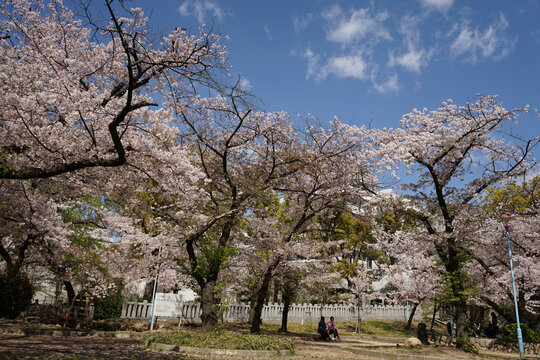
<box><xmin>144</xmin><ymin>329</ymin><xmax>294</xmax><ymax>351</ymax></box>
<box><xmin>361</xmin><ymin>320</ymin><xmax>414</xmax><ymax>337</ymax></box>
<box><xmin>260</xmin><ymin>320</ymin><xmax>420</xmax><ymax>339</ymax></box>
<box><xmin>260</xmin><ymin>322</ymin><xmax>317</xmax><ymax>337</ymax></box>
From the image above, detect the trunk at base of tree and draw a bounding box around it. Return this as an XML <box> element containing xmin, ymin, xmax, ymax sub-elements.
<box><xmin>250</xmin><ymin>266</ymin><xmax>274</xmax><ymax>334</ymax></box>
<box><xmin>279</xmin><ymin>300</ymin><xmax>290</xmax><ymax>333</ymax></box>
<box><xmin>248</xmin><ymin>296</ymin><xmax>256</xmax><ymax>324</ymax></box>
<box><xmin>356</xmin><ymin>303</ymin><xmax>362</xmax><ymax>333</ymax></box>
<box><xmin>279</xmin><ymin>281</ymin><xmax>294</xmax><ymax>333</ymax></box>
<box><xmin>455</xmin><ymin>303</ymin><xmax>471</xmax><ymax>349</ymax></box>
<box><xmin>200</xmin><ymin>279</ymin><xmax>218</xmax><ymax>332</ymax></box>
<box><xmin>406</xmin><ymin>302</ymin><xmax>420</xmax><ymax>329</ymax></box>
<box><xmin>430</xmin><ymin>304</ymin><xmax>439</xmax><ymax>333</ymax></box>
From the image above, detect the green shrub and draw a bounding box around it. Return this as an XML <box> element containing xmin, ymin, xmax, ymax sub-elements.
<box><xmin>0</xmin><ymin>271</ymin><xmax>34</xmax><ymax>319</ymax></box>
<box><xmin>501</xmin><ymin>323</ymin><xmax>540</xmax><ymax>343</ymax></box>
<box><xmin>93</xmin><ymin>290</ymin><xmax>123</xmax><ymax>320</ymax></box>
<box><xmin>456</xmin><ymin>336</ymin><xmax>479</xmax><ymax>354</ymax></box>
<box><xmin>145</xmin><ymin>330</ymin><xmax>294</xmax><ymax>351</ymax></box>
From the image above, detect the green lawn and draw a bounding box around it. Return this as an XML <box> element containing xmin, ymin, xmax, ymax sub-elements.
<box><xmin>144</xmin><ymin>329</ymin><xmax>294</xmax><ymax>351</ymax></box>
<box><xmin>260</xmin><ymin>320</ymin><xmax>426</xmax><ymax>338</ymax></box>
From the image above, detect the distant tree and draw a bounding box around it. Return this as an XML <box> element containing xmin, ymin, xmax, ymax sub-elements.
<box><xmin>243</xmin><ymin>120</ymin><xmax>375</xmax><ymax>333</ymax></box>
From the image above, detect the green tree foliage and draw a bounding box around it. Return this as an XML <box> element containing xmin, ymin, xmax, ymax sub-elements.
<box><xmin>94</xmin><ymin>288</ymin><xmax>124</xmax><ymax>320</ymax></box>
<box><xmin>484</xmin><ymin>176</ymin><xmax>539</xmax><ymax>215</ymax></box>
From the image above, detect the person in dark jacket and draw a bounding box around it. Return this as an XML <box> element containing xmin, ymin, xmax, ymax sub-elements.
<box><xmin>318</xmin><ymin>316</ymin><xmax>330</xmax><ymax>340</ymax></box>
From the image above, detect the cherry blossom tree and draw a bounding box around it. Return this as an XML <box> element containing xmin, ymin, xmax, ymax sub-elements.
<box><xmin>374</xmin><ymin>95</ymin><xmax>538</xmax><ymax>347</ymax></box>
<box><xmin>0</xmin><ymin>0</ymin><xmax>230</xmax><ymax>180</ymax></box>
<box><xmin>322</xmin><ymin>211</ymin><xmax>384</xmax><ymax>333</ymax></box>
<box><xmin>0</xmin><ymin>180</ymin><xmax>69</xmax><ymax>279</ymax></box>
<box><xmin>244</xmin><ymin>120</ymin><xmax>376</xmax><ymax>333</ymax></box>
<box><xmin>107</xmin><ymin>92</ymin><xmax>302</xmax><ymax>331</ymax></box>
<box><xmin>0</xmin><ymin>0</ymin><xmax>242</xmax><ymax>312</ymax></box>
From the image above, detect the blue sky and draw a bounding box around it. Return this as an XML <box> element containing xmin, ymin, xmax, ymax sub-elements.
<box><xmin>133</xmin><ymin>0</ymin><xmax>539</xmax><ymax>140</ymax></box>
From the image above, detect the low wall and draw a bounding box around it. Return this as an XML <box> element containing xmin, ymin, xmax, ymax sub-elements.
<box><xmin>120</xmin><ymin>300</ymin><xmax>423</xmax><ymax>324</ymax></box>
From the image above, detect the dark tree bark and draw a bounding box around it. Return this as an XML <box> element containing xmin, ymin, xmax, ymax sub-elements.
<box><xmin>279</xmin><ymin>281</ymin><xmax>294</xmax><ymax>333</ymax></box>
<box><xmin>406</xmin><ymin>301</ymin><xmax>420</xmax><ymax>329</ymax></box>
<box><xmin>250</xmin><ymin>265</ymin><xmax>274</xmax><ymax>333</ymax></box>
<box><xmin>200</xmin><ymin>278</ymin><xmax>218</xmax><ymax>332</ymax></box>
<box><xmin>430</xmin><ymin>303</ymin><xmax>439</xmax><ymax>333</ymax></box>
<box><xmin>143</xmin><ymin>280</ymin><xmax>154</xmax><ymax>301</ymax></box>
<box><xmin>63</xmin><ymin>281</ymin><xmax>76</xmax><ymax>304</ymax></box>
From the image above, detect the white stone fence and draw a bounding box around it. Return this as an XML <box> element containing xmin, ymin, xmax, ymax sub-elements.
<box><xmin>120</xmin><ymin>299</ymin><xmax>424</xmax><ymax>324</ymax></box>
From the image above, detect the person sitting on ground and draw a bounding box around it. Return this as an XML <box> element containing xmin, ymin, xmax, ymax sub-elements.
<box><xmin>317</xmin><ymin>316</ymin><xmax>330</xmax><ymax>341</ymax></box>
<box><xmin>327</xmin><ymin>316</ymin><xmax>340</xmax><ymax>341</ymax></box>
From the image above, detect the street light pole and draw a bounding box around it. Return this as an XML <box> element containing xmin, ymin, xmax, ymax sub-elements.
<box><xmin>148</xmin><ymin>246</ymin><xmax>162</xmax><ymax>331</ymax></box>
<box><xmin>501</xmin><ymin>216</ymin><xmax>524</xmax><ymax>359</ymax></box>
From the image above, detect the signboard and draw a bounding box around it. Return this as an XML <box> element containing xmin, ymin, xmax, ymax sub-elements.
<box><xmin>153</xmin><ymin>293</ymin><xmax>183</xmax><ymax>317</ymax></box>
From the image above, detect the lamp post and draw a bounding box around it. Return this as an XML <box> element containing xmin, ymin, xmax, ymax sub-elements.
<box><xmin>148</xmin><ymin>246</ymin><xmax>162</xmax><ymax>331</ymax></box>
<box><xmin>501</xmin><ymin>215</ymin><xmax>524</xmax><ymax>359</ymax></box>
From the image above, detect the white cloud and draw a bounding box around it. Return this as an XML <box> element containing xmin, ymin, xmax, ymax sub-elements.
<box><xmin>238</xmin><ymin>77</ymin><xmax>252</xmax><ymax>92</ymax></box>
<box><xmin>389</xmin><ymin>14</ymin><xmax>435</xmax><ymax>73</ymax></box>
<box><xmin>389</xmin><ymin>47</ymin><xmax>434</xmax><ymax>73</ymax></box>
<box><xmin>372</xmin><ymin>74</ymin><xmax>400</xmax><ymax>94</ymax></box>
<box><xmin>322</xmin><ymin>5</ymin><xmax>391</xmax><ymax>46</ymax></box>
<box><xmin>264</xmin><ymin>25</ymin><xmax>272</xmax><ymax>40</ymax></box>
<box><xmin>302</xmin><ymin>49</ymin><xmax>366</xmax><ymax>81</ymax></box>
<box><xmin>302</xmin><ymin>48</ymin><xmax>322</xmax><ymax>80</ymax></box>
<box><xmin>328</xmin><ymin>55</ymin><xmax>367</xmax><ymax>79</ymax></box>
<box><xmin>178</xmin><ymin>0</ymin><xmax>223</xmax><ymax>24</ymax></box>
<box><xmin>293</xmin><ymin>13</ymin><xmax>314</xmax><ymax>32</ymax></box>
<box><xmin>450</xmin><ymin>13</ymin><xmax>516</xmax><ymax>63</ymax></box>
<box><xmin>418</xmin><ymin>0</ymin><xmax>453</xmax><ymax>12</ymax></box>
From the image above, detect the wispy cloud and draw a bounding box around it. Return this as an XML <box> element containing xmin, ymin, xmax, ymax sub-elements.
<box><xmin>418</xmin><ymin>0</ymin><xmax>453</xmax><ymax>12</ymax></box>
<box><xmin>389</xmin><ymin>47</ymin><xmax>433</xmax><ymax>73</ymax></box>
<box><xmin>264</xmin><ymin>25</ymin><xmax>272</xmax><ymax>40</ymax></box>
<box><xmin>293</xmin><ymin>13</ymin><xmax>314</xmax><ymax>32</ymax></box>
<box><xmin>178</xmin><ymin>0</ymin><xmax>223</xmax><ymax>24</ymax></box>
<box><xmin>238</xmin><ymin>77</ymin><xmax>252</xmax><ymax>92</ymax></box>
<box><xmin>322</xmin><ymin>4</ymin><xmax>391</xmax><ymax>46</ymax></box>
<box><xmin>372</xmin><ymin>74</ymin><xmax>400</xmax><ymax>94</ymax></box>
<box><xmin>389</xmin><ymin>14</ymin><xmax>435</xmax><ymax>73</ymax></box>
<box><xmin>449</xmin><ymin>13</ymin><xmax>517</xmax><ymax>63</ymax></box>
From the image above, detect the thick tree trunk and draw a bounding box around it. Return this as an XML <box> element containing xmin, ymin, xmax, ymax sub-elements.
<box><xmin>279</xmin><ymin>282</ymin><xmax>293</xmax><ymax>333</ymax></box>
<box><xmin>455</xmin><ymin>303</ymin><xmax>469</xmax><ymax>341</ymax></box>
<box><xmin>279</xmin><ymin>299</ymin><xmax>291</xmax><ymax>333</ymax></box>
<box><xmin>248</xmin><ymin>296</ymin><xmax>256</xmax><ymax>324</ymax></box>
<box><xmin>430</xmin><ymin>303</ymin><xmax>439</xmax><ymax>333</ymax></box>
<box><xmin>445</xmin><ymin>236</ymin><xmax>473</xmax><ymax>350</ymax></box>
<box><xmin>63</xmin><ymin>281</ymin><xmax>76</xmax><ymax>304</ymax></box>
<box><xmin>406</xmin><ymin>302</ymin><xmax>420</xmax><ymax>329</ymax></box>
<box><xmin>250</xmin><ymin>266</ymin><xmax>273</xmax><ymax>334</ymax></box>
<box><xmin>200</xmin><ymin>279</ymin><xmax>218</xmax><ymax>332</ymax></box>
<box><xmin>143</xmin><ymin>280</ymin><xmax>154</xmax><ymax>301</ymax></box>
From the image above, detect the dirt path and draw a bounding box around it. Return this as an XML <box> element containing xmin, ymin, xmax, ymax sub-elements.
<box><xmin>0</xmin><ymin>334</ymin><xmax>190</xmax><ymax>360</ymax></box>
<box><xmin>1</xmin><ymin>333</ymin><xmax>536</xmax><ymax>360</ymax></box>
<box><xmin>293</xmin><ymin>336</ymin><xmax>533</xmax><ymax>360</ymax></box>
